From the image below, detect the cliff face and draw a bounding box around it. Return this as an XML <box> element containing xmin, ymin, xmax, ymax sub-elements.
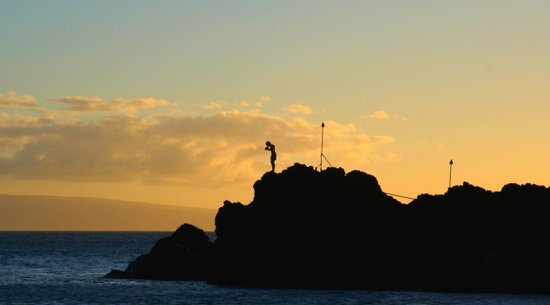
<box><xmin>108</xmin><ymin>163</ymin><xmax>550</xmax><ymax>293</ymax></box>
<box><xmin>405</xmin><ymin>182</ymin><xmax>550</xmax><ymax>293</ymax></box>
<box><xmin>215</xmin><ymin>163</ymin><xmax>400</xmax><ymax>241</ymax></box>
<box><xmin>210</xmin><ymin>164</ymin><xmax>402</xmax><ymax>288</ymax></box>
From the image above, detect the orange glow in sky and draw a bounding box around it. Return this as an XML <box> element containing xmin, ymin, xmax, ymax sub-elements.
<box><xmin>0</xmin><ymin>1</ymin><xmax>549</xmax><ymax>229</ymax></box>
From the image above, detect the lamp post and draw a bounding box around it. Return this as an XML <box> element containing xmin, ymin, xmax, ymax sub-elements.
<box><xmin>448</xmin><ymin>159</ymin><xmax>454</xmax><ymax>189</ymax></box>
<box><xmin>319</xmin><ymin>122</ymin><xmax>325</xmax><ymax>171</ymax></box>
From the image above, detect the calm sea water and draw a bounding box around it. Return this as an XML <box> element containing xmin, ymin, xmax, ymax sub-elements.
<box><xmin>1</xmin><ymin>232</ymin><xmax>550</xmax><ymax>305</ymax></box>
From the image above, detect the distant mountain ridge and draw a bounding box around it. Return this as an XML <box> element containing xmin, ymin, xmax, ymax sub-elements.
<box><xmin>0</xmin><ymin>194</ymin><xmax>215</xmax><ymax>231</ymax></box>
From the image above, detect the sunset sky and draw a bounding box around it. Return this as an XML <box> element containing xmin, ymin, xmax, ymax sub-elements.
<box><xmin>1</xmin><ymin>1</ymin><xmax>549</xmax><ymax>212</ymax></box>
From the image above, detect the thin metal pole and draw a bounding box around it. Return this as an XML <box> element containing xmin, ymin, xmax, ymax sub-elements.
<box><xmin>320</xmin><ymin>122</ymin><xmax>325</xmax><ymax>171</ymax></box>
<box><xmin>448</xmin><ymin>159</ymin><xmax>453</xmax><ymax>189</ymax></box>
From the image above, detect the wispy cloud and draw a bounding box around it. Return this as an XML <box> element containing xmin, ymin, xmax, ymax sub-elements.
<box><xmin>284</xmin><ymin>104</ymin><xmax>312</xmax><ymax>115</ymax></box>
<box><xmin>0</xmin><ymin>90</ymin><xmax>36</xmax><ymax>107</ymax></box>
<box><xmin>54</xmin><ymin>96</ymin><xmax>169</xmax><ymax>114</ymax></box>
<box><xmin>203</xmin><ymin>100</ymin><xmax>225</xmax><ymax>110</ymax></box>
<box><xmin>364</xmin><ymin>110</ymin><xmax>407</xmax><ymax>121</ymax></box>
<box><xmin>239</xmin><ymin>96</ymin><xmax>269</xmax><ymax>109</ymax></box>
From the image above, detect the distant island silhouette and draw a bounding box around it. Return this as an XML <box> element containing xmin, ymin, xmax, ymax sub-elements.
<box><xmin>107</xmin><ymin>163</ymin><xmax>550</xmax><ymax>294</ymax></box>
<box><xmin>0</xmin><ymin>195</ymin><xmax>215</xmax><ymax>231</ymax></box>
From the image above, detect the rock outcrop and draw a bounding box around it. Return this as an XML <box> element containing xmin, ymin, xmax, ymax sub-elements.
<box><xmin>208</xmin><ymin>164</ymin><xmax>401</xmax><ymax>288</ymax></box>
<box><xmin>106</xmin><ymin>223</ymin><xmax>211</xmax><ymax>280</ymax></box>
<box><xmin>107</xmin><ymin>163</ymin><xmax>550</xmax><ymax>294</ymax></box>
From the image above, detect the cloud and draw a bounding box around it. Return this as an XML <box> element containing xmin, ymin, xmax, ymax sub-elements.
<box><xmin>203</xmin><ymin>96</ymin><xmax>269</xmax><ymax>111</ymax></box>
<box><xmin>203</xmin><ymin>101</ymin><xmax>224</xmax><ymax>110</ymax></box>
<box><xmin>0</xmin><ymin>106</ymin><xmax>395</xmax><ymax>186</ymax></box>
<box><xmin>239</xmin><ymin>96</ymin><xmax>269</xmax><ymax>109</ymax></box>
<box><xmin>0</xmin><ymin>136</ymin><xmax>31</xmax><ymax>159</ymax></box>
<box><xmin>54</xmin><ymin>96</ymin><xmax>169</xmax><ymax>114</ymax></box>
<box><xmin>0</xmin><ymin>90</ymin><xmax>36</xmax><ymax>107</ymax></box>
<box><xmin>257</xmin><ymin>96</ymin><xmax>271</xmax><ymax>103</ymax></box>
<box><xmin>284</xmin><ymin>104</ymin><xmax>312</xmax><ymax>115</ymax></box>
<box><xmin>364</xmin><ymin>110</ymin><xmax>407</xmax><ymax>121</ymax></box>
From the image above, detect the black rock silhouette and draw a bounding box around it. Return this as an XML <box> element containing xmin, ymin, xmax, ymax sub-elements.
<box><xmin>107</xmin><ymin>164</ymin><xmax>550</xmax><ymax>294</ymax></box>
<box><xmin>106</xmin><ymin>223</ymin><xmax>211</xmax><ymax>280</ymax></box>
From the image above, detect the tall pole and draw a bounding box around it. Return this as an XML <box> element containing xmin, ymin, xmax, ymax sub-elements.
<box><xmin>448</xmin><ymin>159</ymin><xmax>453</xmax><ymax>189</ymax></box>
<box><xmin>320</xmin><ymin>122</ymin><xmax>325</xmax><ymax>171</ymax></box>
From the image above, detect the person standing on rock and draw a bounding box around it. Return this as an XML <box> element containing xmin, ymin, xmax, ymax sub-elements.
<box><xmin>265</xmin><ymin>141</ymin><xmax>276</xmax><ymax>172</ymax></box>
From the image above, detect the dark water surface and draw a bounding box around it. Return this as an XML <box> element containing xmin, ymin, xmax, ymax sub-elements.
<box><xmin>1</xmin><ymin>232</ymin><xmax>549</xmax><ymax>305</ymax></box>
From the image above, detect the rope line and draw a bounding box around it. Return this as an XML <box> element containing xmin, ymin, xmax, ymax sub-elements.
<box><xmin>384</xmin><ymin>192</ymin><xmax>415</xmax><ymax>200</ymax></box>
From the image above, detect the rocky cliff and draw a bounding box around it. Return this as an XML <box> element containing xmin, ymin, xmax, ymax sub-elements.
<box><xmin>107</xmin><ymin>163</ymin><xmax>550</xmax><ymax>293</ymax></box>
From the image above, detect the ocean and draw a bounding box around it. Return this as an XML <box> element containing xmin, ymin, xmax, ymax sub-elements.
<box><xmin>1</xmin><ymin>232</ymin><xmax>550</xmax><ymax>305</ymax></box>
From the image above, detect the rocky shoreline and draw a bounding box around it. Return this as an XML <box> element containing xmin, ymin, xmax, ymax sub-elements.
<box><xmin>107</xmin><ymin>163</ymin><xmax>550</xmax><ymax>294</ymax></box>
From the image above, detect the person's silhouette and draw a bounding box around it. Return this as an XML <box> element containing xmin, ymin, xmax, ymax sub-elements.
<box><xmin>265</xmin><ymin>141</ymin><xmax>276</xmax><ymax>172</ymax></box>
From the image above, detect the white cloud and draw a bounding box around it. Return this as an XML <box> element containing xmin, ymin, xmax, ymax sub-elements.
<box><xmin>284</xmin><ymin>104</ymin><xmax>312</xmax><ymax>115</ymax></box>
<box><xmin>364</xmin><ymin>110</ymin><xmax>407</xmax><ymax>121</ymax></box>
<box><xmin>0</xmin><ymin>90</ymin><xmax>36</xmax><ymax>107</ymax></box>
